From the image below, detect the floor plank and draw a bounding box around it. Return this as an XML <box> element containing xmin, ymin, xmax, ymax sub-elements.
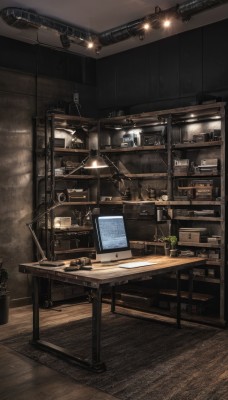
<box><xmin>0</xmin><ymin>302</ymin><xmax>117</xmax><ymax>400</ymax></box>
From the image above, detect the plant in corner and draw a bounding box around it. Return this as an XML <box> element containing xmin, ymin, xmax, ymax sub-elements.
<box><xmin>0</xmin><ymin>258</ymin><xmax>8</xmax><ymax>294</ymax></box>
<box><xmin>0</xmin><ymin>258</ymin><xmax>10</xmax><ymax>325</ymax></box>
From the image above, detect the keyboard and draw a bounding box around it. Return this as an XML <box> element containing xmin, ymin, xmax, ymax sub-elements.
<box><xmin>118</xmin><ymin>261</ymin><xmax>157</xmax><ymax>269</ymax></box>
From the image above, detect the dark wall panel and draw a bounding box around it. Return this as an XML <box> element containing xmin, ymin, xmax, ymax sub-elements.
<box><xmin>179</xmin><ymin>29</ymin><xmax>202</xmax><ymax>98</ymax></box>
<box><xmin>0</xmin><ymin>36</ymin><xmax>36</xmax><ymax>73</ymax></box>
<box><xmin>37</xmin><ymin>46</ymin><xmax>81</xmax><ymax>81</ymax></box>
<box><xmin>96</xmin><ymin>56</ymin><xmax>117</xmax><ymax>109</ymax></box>
<box><xmin>0</xmin><ymin>36</ymin><xmax>96</xmax><ymax>86</ymax></box>
<box><xmin>97</xmin><ymin>18</ymin><xmax>228</xmax><ymax>112</ymax></box>
<box><xmin>116</xmin><ymin>46</ymin><xmax>150</xmax><ymax>107</ymax></box>
<box><xmin>158</xmin><ymin>35</ymin><xmax>179</xmax><ymax>100</ymax></box>
<box><xmin>203</xmin><ymin>19</ymin><xmax>228</xmax><ymax>92</ymax></box>
<box><xmin>148</xmin><ymin>42</ymin><xmax>159</xmax><ymax>101</ymax></box>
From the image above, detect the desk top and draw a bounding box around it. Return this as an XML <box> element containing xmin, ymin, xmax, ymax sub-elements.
<box><xmin>19</xmin><ymin>255</ymin><xmax>205</xmax><ymax>288</ymax></box>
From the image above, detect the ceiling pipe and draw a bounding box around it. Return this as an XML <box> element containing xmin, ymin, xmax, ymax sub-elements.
<box><xmin>0</xmin><ymin>7</ymin><xmax>95</xmax><ymax>48</ymax></box>
<box><xmin>177</xmin><ymin>0</ymin><xmax>228</xmax><ymax>21</ymax></box>
<box><xmin>1</xmin><ymin>0</ymin><xmax>228</xmax><ymax>53</ymax></box>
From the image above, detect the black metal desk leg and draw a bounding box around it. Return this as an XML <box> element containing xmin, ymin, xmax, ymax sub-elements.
<box><xmin>91</xmin><ymin>288</ymin><xmax>106</xmax><ymax>372</ymax></box>
<box><xmin>32</xmin><ymin>276</ymin><xmax>40</xmax><ymax>341</ymax></box>
<box><xmin>176</xmin><ymin>270</ymin><xmax>181</xmax><ymax>329</ymax></box>
<box><xmin>188</xmin><ymin>269</ymin><xmax>193</xmax><ymax>315</ymax></box>
<box><xmin>111</xmin><ymin>286</ymin><xmax>116</xmax><ymax>313</ymax></box>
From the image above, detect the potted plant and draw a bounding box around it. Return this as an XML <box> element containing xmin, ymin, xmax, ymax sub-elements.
<box><xmin>0</xmin><ymin>258</ymin><xmax>10</xmax><ymax>324</ymax></box>
<box><xmin>162</xmin><ymin>236</ymin><xmax>178</xmax><ymax>257</ymax></box>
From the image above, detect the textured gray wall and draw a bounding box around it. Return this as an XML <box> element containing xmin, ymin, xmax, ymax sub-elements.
<box><xmin>0</xmin><ymin>67</ymin><xmax>96</xmax><ymax>306</ymax></box>
<box><xmin>0</xmin><ymin>69</ymin><xmax>35</xmax><ymax>306</ymax></box>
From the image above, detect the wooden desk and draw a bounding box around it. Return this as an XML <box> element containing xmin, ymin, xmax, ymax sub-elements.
<box><xmin>19</xmin><ymin>255</ymin><xmax>204</xmax><ymax>372</ymax></box>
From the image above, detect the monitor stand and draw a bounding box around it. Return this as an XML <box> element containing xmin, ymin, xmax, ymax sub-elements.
<box><xmin>96</xmin><ymin>250</ymin><xmax>132</xmax><ymax>263</ymax></box>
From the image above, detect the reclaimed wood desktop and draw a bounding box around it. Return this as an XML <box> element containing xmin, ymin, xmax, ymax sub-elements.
<box><xmin>19</xmin><ymin>255</ymin><xmax>204</xmax><ymax>372</ymax></box>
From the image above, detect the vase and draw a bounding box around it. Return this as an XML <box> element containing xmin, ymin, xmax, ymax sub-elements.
<box><xmin>170</xmin><ymin>249</ymin><xmax>178</xmax><ymax>257</ymax></box>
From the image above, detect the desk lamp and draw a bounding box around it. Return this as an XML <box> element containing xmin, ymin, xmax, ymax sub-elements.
<box><xmin>26</xmin><ymin>202</ymin><xmax>64</xmax><ymax>266</ymax></box>
<box><xmin>27</xmin><ymin>150</ymin><xmax>130</xmax><ymax>265</ymax></box>
<box><xmin>63</xmin><ymin>149</ymin><xmax>109</xmax><ymax>177</ymax></box>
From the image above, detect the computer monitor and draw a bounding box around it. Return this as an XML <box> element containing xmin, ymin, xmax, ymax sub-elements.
<box><xmin>92</xmin><ymin>214</ymin><xmax>132</xmax><ymax>262</ymax></box>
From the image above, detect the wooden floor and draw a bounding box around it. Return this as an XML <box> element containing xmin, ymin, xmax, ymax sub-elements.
<box><xmin>0</xmin><ymin>302</ymin><xmax>117</xmax><ymax>400</ymax></box>
<box><xmin>0</xmin><ymin>301</ymin><xmax>228</xmax><ymax>400</ymax></box>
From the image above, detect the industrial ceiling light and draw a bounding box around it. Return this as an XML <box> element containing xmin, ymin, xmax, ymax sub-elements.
<box><xmin>2</xmin><ymin>1</ymin><xmax>228</xmax><ymax>52</ymax></box>
<box><xmin>87</xmin><ymin>41</ymin><xmax>94</xmax><ymax>49</ymax></box>
<box><xmin>163</xmin><ymin>19</ymin><xmax>172</xmax><ymax>28</ymax></box>
<box><xmin>143</xmin><ymin>22</ymin><xmax>151</xmax><ymax>31</ymax></box>
<box><xmin>60</xmin><ymin>34</ymin><xmax>71</xmax><ymax>49</ymax></box>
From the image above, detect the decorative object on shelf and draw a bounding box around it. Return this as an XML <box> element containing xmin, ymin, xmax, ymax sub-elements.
<box><xmin>121</xmin><ymin>188</ymin><xmax>132</xmax><ymax>201</ymax></box>
<box><xmin>162</xmin><ymin>236</ymin><xmax>178</xmax><ymax>257</ymax></box>
<box><xmin>146</xmin><ymin>186</ymin><xmax>156</xmax><ymax>200</ymax></box>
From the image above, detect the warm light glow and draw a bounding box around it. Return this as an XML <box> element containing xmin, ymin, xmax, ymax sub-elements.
<box><xmin>87</xmin><ymin>41</ymin><xmax>94</xmax><ymax>49</ymax></box>
<box><xmin>143</xmin><ymin>22</ymin><xmax>151</xmax><ymax>31</ymax></box>
<box><xmin>85</xmin><ymin>160</ymin><xmax>107</xmax><ymax>169</ymax></box>
<box><xmin>163</xmin><ymin>19</ymin><xmax>171</xmax><ymax>28</ymax></box>
<box><xmin>190</xmin><ymin>114</ymin><xmax>195</xmax><ymax>118</ymax></box>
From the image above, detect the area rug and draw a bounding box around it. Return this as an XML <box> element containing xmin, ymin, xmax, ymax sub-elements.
<box><xmin>1</xmin><ymin>312</ymin><xmax>228</xmax><ymax>400</ymax></box>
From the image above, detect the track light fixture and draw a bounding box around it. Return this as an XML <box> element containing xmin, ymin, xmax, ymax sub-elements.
<box><xmin>2</xmin><ymin>1</ymin><xmax>228</xmax><ymax>54</ymax></box>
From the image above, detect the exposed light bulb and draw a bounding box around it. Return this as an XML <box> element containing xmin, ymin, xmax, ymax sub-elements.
<box><xmin>87</xmin><ymin>41</ymin><xmax>94</xmax><ymax>49</ymax></box>
<box><xmin>143</xmin><ymin>22</ymin><xmax>151</xmax><ymax>31</ymax></box>
<box><xmin>163</xmin><ymin>19</ymin><xmax>171</xmax><ymax>28</ymax></box>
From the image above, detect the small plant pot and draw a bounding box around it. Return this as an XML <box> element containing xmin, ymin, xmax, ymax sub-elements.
<box><xmin>170</xmin><ymin>249</ymin><xmax>178</xmax><ymax>257</ymax></box>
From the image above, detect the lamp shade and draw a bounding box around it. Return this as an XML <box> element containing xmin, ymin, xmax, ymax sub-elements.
<box><xmin>84</xmin><ymin>150</ymin><xmax>108</xmax><ymax>169</ymax></box>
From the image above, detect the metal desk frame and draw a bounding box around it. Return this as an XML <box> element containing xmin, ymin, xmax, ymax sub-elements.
<box><xmin>20</xmin><ymin>256</ymin><xmax>203</xmax><ymax>373</ymax></box>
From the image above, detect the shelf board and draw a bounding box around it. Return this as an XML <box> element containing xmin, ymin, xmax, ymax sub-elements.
<box><xmin>54</xmin><ymin>247</ymin><xmax>95</xmax><ymax>254</ymax></box>
<box><xmin>178</xmin><ymin>242</ymin><xmax>220</xmax><ymax>248</ymax></box>
<box><xmin>155</xmin><ymin>200</ymin><xmax>221</xmax><ymax>206</ymax></box>
<box><xmin>55</xmin><ymin>174</ymin><xmax>97</xmax><ymax>180</ymax></box>
<box><xmin>205</xmin><ymin>260</ymin><xmax>221</xmax><ymax>266</ymax></box>
<box><xmin>103</xmin><ymin>299</ymin><xmax>225</xmax><ymax>327</ymax></box>
<box><xmin>54</xmin><ymin>148</ymin><xmax>89</xmax><ymax>154</ymax></box>
<box><xmin>56</xmin><ymin>201</ymin><xmax>96</xmax><ymax>206</ymax></box>
<box><xmin>100</xmin><ymin>145</ymin><xmax>166</xmax><ymax>153</ymax></box>
<box><xmin>173</xmin><ymin>216</ymin><xmax>221</xmax><ymax>221</ymax></box>
<box><xmin>47</xmin><ymin>113</ymin><xmax>96</xmax><ymax>124</ymax></box>
<box><xmin>173</xmin><ymin>140</ymin><xmax>222</xmax><ymax>149</ymax></box>
<box><xmin>129</xmin><ymin>240</ymin><xmax>165</xmax><ymax>247</ymax></box>
<box><xmin>99</xmin><ymin>200</ymin><xmax>123</xmax><ymax>205</ymax></box>
<box><xmin>173</xmin><ymin>173</ymin><xmax>220</xmax><ymax>178</ymax></box>
<box><xmin>100</xmin><ymin>172</ymin><xmax>168</xmax><ymax>179</ymax></box>
<box><xmin>54</xmin><ymin>226</ymin><xmax>93</xmax><ymax>232</ymax></box>
<box><xmin>168</xmin><ymin>273</ymin><xmax>220</xmax><ymax>284</ymax></box>
<box><xmin>159</xmin><ymin>289</ymin><xmax>214</xmax><ymax>302</ymax></box>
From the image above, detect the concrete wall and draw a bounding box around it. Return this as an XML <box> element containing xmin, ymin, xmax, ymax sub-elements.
<box><xmin>0</xmin><ymin>38</ymin><xmax>97</xmax><ymax>306</ymax></box>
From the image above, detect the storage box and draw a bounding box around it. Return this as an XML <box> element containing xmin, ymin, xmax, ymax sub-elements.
<box><xmin>179</xmin><ymin>228</ymin><xmax>207</xmax><ymax>243</ymax></box>
<box><xmin>54</xmin><ymin>217</ymin><xmax>71</xmax><ymax>228</ymax></box>
<box><xmin>54</xmin><ymin>138</ymin><xmax>65</xmax><ymax>148</ymax></box>
<box><xmin>66</xmin><ymin>189</ymin><xmax>88</xmax><ymax>202</ymax></box>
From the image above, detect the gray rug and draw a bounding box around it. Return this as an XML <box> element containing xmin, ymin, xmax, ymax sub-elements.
<box><xmin>1</xmin><ymin>312</ymin><xmax>228</xmax><ymax>400</ymax></box>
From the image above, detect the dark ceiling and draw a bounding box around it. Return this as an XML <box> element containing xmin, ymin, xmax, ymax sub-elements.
<box><xmin>0</xmin><ymin>0</ymin><xmax>228</xmax><ymax>58</ymax></box>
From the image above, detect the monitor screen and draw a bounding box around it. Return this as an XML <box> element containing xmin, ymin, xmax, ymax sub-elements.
<box><xmin>92</xmin><ymin>215</ymin><xmax>132</xmax><ymax>262</ymax></box>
